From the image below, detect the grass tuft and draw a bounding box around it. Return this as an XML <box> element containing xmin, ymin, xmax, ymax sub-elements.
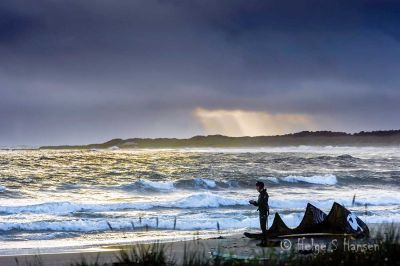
<box><xmin>113</xmin><ymin>242</ymin><xmax>168</xmax><ymax>266</ymax></box>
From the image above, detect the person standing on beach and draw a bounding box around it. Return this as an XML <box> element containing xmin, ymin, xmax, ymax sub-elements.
<box><xmin>249</xmin><ymin>181</ymin><xmax>269</xmax><ymax>241</ymax></box>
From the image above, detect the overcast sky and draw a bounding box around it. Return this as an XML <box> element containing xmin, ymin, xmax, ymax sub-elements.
<box><xmin>1</xmin><ymin>0</ymin><xmax>400</xmax><ymax>146</ymax></box>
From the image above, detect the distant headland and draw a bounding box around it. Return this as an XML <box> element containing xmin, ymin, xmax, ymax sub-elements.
<box><xmin>39</xmin><ymin>130</ymin><xmax>400</xmax><ymax>149</ymax></box>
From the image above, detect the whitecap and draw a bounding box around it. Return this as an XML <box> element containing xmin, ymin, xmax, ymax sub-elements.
<box><xmin>194</xmin><ymin>178</ymin><xmax>217</xmax><ymax>188</ymax></box>
<box><xmin>281</xmin><ymin>174</ymin><xmax>337</xmax><ymax>185</ymax></box>
<box><xmin>172</xmin><ymin>193</ymin><xmax>245</xmax><ymax>208</ymax></box>
<box><xmin>260</xmin><ymin>177</ymin><xmax>279</xmax><ymax>183</ymax></box>
<box><xmin>0</xmin><ymin>192</ymin><xmax>247</xmax><ymax>215</ymax></box>
<box><xmin>136</xmin><ymin>180</ymin><xmax>175</xmax><ymax>191</ymax></box>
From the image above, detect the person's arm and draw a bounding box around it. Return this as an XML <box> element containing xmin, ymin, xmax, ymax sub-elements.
<box><xmin>249</xmin><ymin>199</ymin><xmax>258</xmax><ymax>206</ymax></box>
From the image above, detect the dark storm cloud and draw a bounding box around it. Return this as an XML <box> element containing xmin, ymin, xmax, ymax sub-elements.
<box><xmin>1</xmin><ymin>0</ymin><xmax>400</xmax><ymax>145</ymax></box>
<box><xmin>0</xmin><ymin>8</ymin><xmax>38</xmax><ymax>42</ymax></box>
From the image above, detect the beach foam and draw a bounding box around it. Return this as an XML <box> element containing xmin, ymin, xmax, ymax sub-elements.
<box><xmin>259</xmin><ymin>175</ymin><xmax>338</xmax><ymax>185</ymax></box>
<box><xmin>0</xmin><ymin>216</ymin><xmax>252</xmax><ymax>232</ymax></box>
<box><xmin>136</xmin><ymin>180</ymin><xmax>175</xmax><ymax>191</ymax></box>
<box><xmin>281</xmin><ymin>174</ymin><xmax>337</xmax><ymax>185</ymax></box>
<box><xmin>0</xmin><ymin>193</ymin><xmax>247</xmax><ymax>215</ymax></box>
<box><xmin>194</xmin><ymin>178</ymin><xmax>217</xmax><ymax>188</ymax></box>
<box><xmin>260</xmin><ymin>177</ymin><xmax>279</xmax><ymax>183</ymax></box>
<box><xmin>2</xmin><ymin>191</ymin><xmax>398</xmax><ymax>216</ymax></box>
<box><xmin>1</xmin><ymin>211</ymin><xmax>398</xmax><ymax>234</ymax></box>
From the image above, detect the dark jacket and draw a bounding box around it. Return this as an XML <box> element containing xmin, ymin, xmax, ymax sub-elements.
<box><xmin>251</xmin><ymin>188</ymin><xmax>269</xmax><ymax>214</ymax></box>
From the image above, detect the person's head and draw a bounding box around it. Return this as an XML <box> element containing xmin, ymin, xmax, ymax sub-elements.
<box><xmin>255</xmin><ymin>181</ymin><xmax>264</xmax><ymax>192</ymax></box>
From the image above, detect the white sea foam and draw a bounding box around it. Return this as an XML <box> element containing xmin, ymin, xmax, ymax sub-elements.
<box><xmin>194</xmin><ymin>178</ymin><xmax>217</xmax><ymax>188</ymax></box>
<box><xmin>281</xmin><ymin>174</ymin><xmax>337</xmax><ymax>185</ymax></box>
<box><xmin>270</xmin><ymin>199</ymin><xmax>329</xmax><ymax>210</ymax></box>
<box><xmin>0</xmin><ymin>186</ymin><xmax>6</xmax><ymax>192</ymax></box>
<box><xmin>0</xmin><ymin>192</ymin><xmax>247</xmax><ymax>214</ymax></box>
<box><xmin>1</xmin><ymin>211</ymin><xmax>397</xmax><ymax>233</ymax></box>
<box><xmin>108</xmin><ymin>146</ymin><xmax>119</xmax><ymax>150</ymax></box>
<box><xmin>136</xmin><ymin>180</ymin><xmax>175</xmax><ymax>191</ymax></box>
<box><xmin>351</xmin><ymin>195</ymin><xmax>400</xmax><ymax>207</ymax></box>
<box><xmin>260</xmin><ymin>177</ymin><xmax>279</xmax><ymax>183</ymax></box>
<box><xmin>173</xmin><ymin>146</ymin><xmax>400</xmax><ymax>158</ymax></box>
<box><xmin>359</xmin><ymin>213</ymin><xmax>400</xmax><ymax>224</ymax></box>
<box><xmin>0</xmin><ymin>214</ymin><xmax>284</xmax><ymax>232</ymax></box>
<box><xmin>260</xmin><ymin>175</ymin><xmax>337</xmax><ymax>185</ymax></box>
<box><xmin>0</xmin><ymin>217</ymin><xmax>255</xmax><ymax>232</ymax></box>
<box><xmin>1</xmin><ymin>190</ymin><xmax>398</xmax><ymax>216</ymax></box>
<box><xmin>172</xmin><ymin>193</ymin><xmax>245</xmax><ymax>208</ymax></box>
<box><xmin>270</xmin><ymin>195</ymin><xmax>400</xmax><ymax>214</ymax></box>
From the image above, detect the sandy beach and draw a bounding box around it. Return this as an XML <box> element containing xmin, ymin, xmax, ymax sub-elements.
<box><xmin>0</xmin><ymin>233</ymin><xmax>255</xmax><ymax>266</ymax></box>
<box><xmin>0</xmin><ymin>223</ymin><xmax>394</xmax><ymax>266</ymax></box>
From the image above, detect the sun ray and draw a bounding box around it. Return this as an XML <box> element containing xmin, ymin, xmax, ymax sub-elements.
<box><xmin>194</xmin><ymin>108</ymin><xmax>316</xmax><ymax>136</ymax></box>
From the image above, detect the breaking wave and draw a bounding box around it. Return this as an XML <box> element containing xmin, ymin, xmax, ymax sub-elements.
<box><xmin>1</xmin><ymin>193</ymin><xmax>398</xmax><ymax>217</ymax></box>
<box><xmin>118</xmin><ymin>178</ymin><xmax>221</xmax><ymax>192</ymax></box>
<box><xmin>117</xmin><ymin>180</ymin><xmax>175</xmax><ymax>191</ymax></box>
<box><xmin>261</xmin><ymin>175</ymin><xmax>337</xmax><ymax>185</ymax></box>
<box><xmin>281</xmin><ymin>174</ymin><xmax>337</xmax><ymax>185</ymax></box>
<box><xmin>117</xmin><ymin>175</ymin><xmax>337</xmax><ymax>193</ymax></box>
<box><xmin>0</xmin><ymin>212</ymin><xmax>398</xmax><ymax>233</ymax></box>
<box><xmin>136</xmin><ymin>180</ymin><xmax>175</xmax><ymax>191</ymax></box>
<box><xmin>0</xmin><ymin>216</ymin><xmax>256</xmax><ymax>232</ymax></box>
<box><xmin>194</xmin><ymin>178</ymin><xmax>217</xmax><ymax>188</ymax></box>
<box><xmin>0</xmin><ymin>193</ymin><xmax>247</xmax><ymax>215</ymax></box>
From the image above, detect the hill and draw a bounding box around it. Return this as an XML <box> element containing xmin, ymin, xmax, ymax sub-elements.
<box><xmin>39</xmin><ymin>130</ymin><xmax>400</xmax><ymax>149</ymax></box>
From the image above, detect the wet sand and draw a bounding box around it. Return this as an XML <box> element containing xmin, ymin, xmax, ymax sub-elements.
<box><xmin>0</xmin><ymin>234</ymin><xmax>264</xmax><ymax>266</ymax></box>
<box><xmin>0</xmin><ymin>223</ymin><xmax>395</xmax><ymax>266</ymax></box>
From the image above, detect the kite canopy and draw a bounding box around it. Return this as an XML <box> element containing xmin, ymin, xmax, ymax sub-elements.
<box><xmin>318</xmin><ymin>202</ymin><xmax>369</xmax><ymax>237</ymax></box>
<box><xmin>267</xmin><ymin>213</ymin><xmax>292</xmax><ymax>237</ymax></box>
<box><xmin>292</xmin><ymin>203</ymin><xmax>327</xmax><ymax>234</ymax></box>
<box><xmin>246</xmin><ymin>202</ymin><xmax>369</xmax><ymax>239</ymax></box>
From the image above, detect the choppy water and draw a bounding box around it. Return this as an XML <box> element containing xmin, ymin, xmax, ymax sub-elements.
<box><xmin>0</xmin><ymin>146</ymin><xmax>399</xmax><ymax>254</ymax></box>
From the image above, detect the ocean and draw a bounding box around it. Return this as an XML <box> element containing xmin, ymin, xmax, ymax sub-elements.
<box><xmin>0</xmin><ymin>146</ymin><xmax>399</xmax><ymax>254</ymax></box>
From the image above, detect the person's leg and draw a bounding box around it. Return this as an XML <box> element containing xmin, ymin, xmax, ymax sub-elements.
<box><xmin>259</xmin><ymin>213</ymin><xmax>267</xmax><ymax>240</ymax></box>
<box><xmin>258</xmin><ymin>214</ymin><xmax>268</xmax><ymax>245</ymax></box>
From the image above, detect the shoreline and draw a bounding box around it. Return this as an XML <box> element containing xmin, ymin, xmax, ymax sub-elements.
<box><xmin>37</xmin><ymin>130</ymin><xmax>400</xmax><ymax>150</ymax></box>
<box><xmin>0</xmin><ymin>223</ymin><xmax>397</xmax><ymax>265</ymax></box>
<box><xmin>0</xmin><ymin>234</ymin><xmax>248</xmax><ymax>266</ymax></box>
<box><xmin>2</xmin><ymin>144</ymin><xmax>400</xmax><ymax>151</ymax></box>
<box><xmin>0</xmin><ymin>229</ymin><xmax>243</xmax><ymax>256</ymax></box>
